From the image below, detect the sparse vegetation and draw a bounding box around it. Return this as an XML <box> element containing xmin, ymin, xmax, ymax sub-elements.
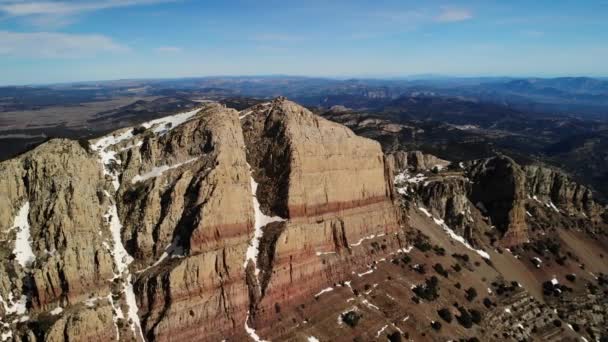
<box><xmin>433</xmin><ymin>263</ymin><xmax>448</xmax><ymax>278</ymax></box>
<box><xmin>413</xmin><ymin>276</ymin><xmax>440</xmax><ymax>301</ymax></box>
<box><xmin>341</xmin><ymin>311</ymin><xmax>362</xmax><ymax>327</ymax></box>
<box><xmin>465</xmin><ymin>287</ymin><xmax>478</xmax><ymax>302</ymax></box>
<box><xmin>456</xmin><ymin>307</ymin><xmax>473</xmax><ymax>329</ymax></box>
<box><xmin>431</xmin><ymin>321</ymin><xmax>442</xmax><ymax>330</ymax></box>
<box><xmin>438</xmin><ymin>308</ymin><xmax>453</xmax><ymax>323</ymax></box>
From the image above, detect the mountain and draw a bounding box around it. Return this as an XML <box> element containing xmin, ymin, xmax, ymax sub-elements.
<box><xmin>1</xmin><ymin>99</ymin><xmax>607</xmax><ymax>341</ymax></box>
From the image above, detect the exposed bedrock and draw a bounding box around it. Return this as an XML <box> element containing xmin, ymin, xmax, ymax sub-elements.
<box><xmin>240</xmin><ymin>98</ymin><xmax>403</xmax><ymax>335</ymax></box>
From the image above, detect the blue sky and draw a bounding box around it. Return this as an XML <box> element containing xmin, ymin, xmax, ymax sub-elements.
<box><xmin>1</xmin><ymin>0</ymin><xmax>607</xmax><ymax>85</ymax></box>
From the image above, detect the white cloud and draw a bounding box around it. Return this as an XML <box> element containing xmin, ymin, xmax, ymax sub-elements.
<box><xmin>435</xmin><ymin>8</ymin><xmax>473</xmax><ymax>23</ymax></box>
<box><xmin>0</xmin><ymin>0</ymin><xmax>171</xmax><ymax>16</ymax></box>
<box><xmin>155</xmin><ymin>46</ymin><xmax>182</xmax><ymax>53</ymax></box>
<box><xmin>251</xmin><ymin>33</ymin><xmax>308</xmax><ymax>42</ymax></box>
<box><xmin>0</xmin><ymin>0</ymin><xmax>175</xmax><ymax>28</ymax></box>
<box><xmin>521</xmin><ymin>30</ymin><xmax>544</xmax><ymax>38</ymax></box>
<box><xmin>0</xmin><ymin>30</ymin><xmax>128</xmax><ymax>58</ymax></box>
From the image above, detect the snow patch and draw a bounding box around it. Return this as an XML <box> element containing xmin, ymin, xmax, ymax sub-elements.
<box><xmin>357</xmin><ymin>269</ymin><xmax>374</xmax><ymax>277</ymax></box>
<box><xmin>421</xmin><ymin>207</ymin><xmax>490</xmax><ymax>259</ymax></box>
<box><xmin>49</xmin><ymin>307</ymin><xmax>63</xmax><ymax>315</ymax></box>
<box><xmin>350</xmin><ymin>233</ymin><xmax>382</xmax><ymax>247</ymax></box>
<box><xmin>316</xmin><ymin>250</ymin><xmax>336</xmax><ymax>256</ymax></box>
<box><xmin>376</xmin><ymin>324</ymin><xmax>389</xmax><ymax>337</ymax></box>
<box><xmin>314</xmin><ymin>287</ymin><xmax>334</xmax><ymax>297</ymax></box>
<box><xmin>307</xmin><ymin>337</ymin><xmax>319</xmax><ymax>342</ymax></box>
<box><xmin>8</xmin><ymin>202</ymin><xmax>35</xmax><ymax>268</ymax></box>
<box><xmin>131</xmin><ymin>157</ymin><xmax>198</xmax><ymax>184</ymax></box>
<box><xmin>0</xmin><ymin>293</ymin><xmax>27</xmax><ymax>316</ymax></box>
<box><xmin>361</xmin><ymin>299</ymin><xmax>379</xmax><ymax>310</ymax></box>
<box><xmin>418</xmin><ymin>207</ymin><xmax>432</xmax><ymax>218</ymax></box>
<box><xmin>547</xmin><ymin>201</ymin><xmax>560</xmax><ymax>213</ymax></box>
<box><xmin>141</xmin><ymin>107</ymin><xmax>202</xmax><ymax>135</ymax></box>
<box><xmin>244</xmin><ymin>312</ymin><xmax>267</xmax><ymax>342</ymax></box>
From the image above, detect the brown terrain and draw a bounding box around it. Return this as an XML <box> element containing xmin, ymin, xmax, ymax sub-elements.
<box><xmin>1</xmin><ymin>98</ymin><xmax>607</xmax><ymax>342</ymax></box>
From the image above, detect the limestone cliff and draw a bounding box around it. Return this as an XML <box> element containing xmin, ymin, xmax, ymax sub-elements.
<box><xmin>240</xmin><ymin>98</ymin><xmax>403</xmax><ymax>336</ymax></box>
<box><xmin>0</xmin><ymin>99</ymin><xmax>405</xmax><ymax>342</ymax></box>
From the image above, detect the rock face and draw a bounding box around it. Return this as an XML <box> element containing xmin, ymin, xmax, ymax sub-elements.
<box><xmin>0</xmin><ymin>139</ymin><xmax>118</xmax><ymax>341</ymax></box>
<box><xmin>389</xmin><ymin>150</ymin><xmax>450</xmax><ymax>172</ymax></box>
<box><xmin>467</xmin><ymin>155</ymin><xmax>529</xmax><ymax>246</ymax></box>
<box><xmin>524</xmin><ymin>165</ymin><xmax>604</xmax><ymax>222</ymax></box>
<box><xmin>240</xmin><ymin>98</ymin><xmax>403</xmax><ymax>336</ymax></box>
<box><xmin>112</xmin><ymin>104</ymin><xmax>254</xmax><ymax>341</ymax></box>
<box><xmin>0</xmin><ymin>99</ymin><xmax>404</xmax><ymax>341</ymax></box>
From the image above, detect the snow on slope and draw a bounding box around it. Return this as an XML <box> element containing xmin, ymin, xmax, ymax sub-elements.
<box><xmin>131</xmin><ymin>158</ymin><xmax>198</xmax><ymax>184</ymax></box>
<box><xmin>243</xmin><ymin>164</ymin><xmax>286</xmax><ymax>276</ymax></box>
<box><xmin>8</xmin><ymin>202</ymin><xmax>35</xmax><ymax>268</ymax></box>
<box><xmin>89</xmin><ymin>107</ymin><xmax>203</xmax><ymax>341</ymax></box>
<box><xmin>418</xmin><ymin>206</ymin><xmax>491</xmax><ymax>259</ymax></box>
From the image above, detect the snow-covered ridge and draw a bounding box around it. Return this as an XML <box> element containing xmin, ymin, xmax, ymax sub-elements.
<box><xmin>90</xmin><ymin>107</ymin><xmax>202</xmax><ymax>190</ymax></box>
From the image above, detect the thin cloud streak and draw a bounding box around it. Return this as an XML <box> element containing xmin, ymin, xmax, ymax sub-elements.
<box><xmin>156</xmin><ymin>46</ymin><xmax>182</xmax><ymax>53</ymax></box>
<box><xmin>435</xmin><ymin>8</ymin><xmax>473</xmax><ymax>23</ymax></box>
<box><xmin>0</xmin><ymin>30</ymin><xmax>128</xmax><ymax>58</ymax></box>
<box><xmin>0</xmin><ymin>0</ymin><xmax>174</xmax><ymax>16</ymax></box>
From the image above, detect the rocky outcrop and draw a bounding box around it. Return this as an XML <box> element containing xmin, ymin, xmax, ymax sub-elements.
<box><xmin>467</xmin><ymin>155</ymin><xmax>529</xmax><ymax>246</ymax></box>
<box><xmin>524</xmin><ymin>165</ymin><xmax>604</xmax><ymax>222</ymax></box>
<box><xmin>109</xmin><ymin>104</ymin><xmax>254</xmax><ymax>341</ymax></box>
<box><xmin>389</xmin><ymin>150</ymin><xmax>450</xmax><ymax>172</ymax></box>
<box><xmin>0</xmin><ymin>99</ymin><xmax>406</xmax><ymax>341</ymax></box>
<box><xmin>0</xmin><ymin>139</ymin><xmax>116</xmax><ymax>340</ymax></box>
<box><xmin>240</xmin><ymin>98</ymin><xmax>403</xmax><ymax>336</ymax></box>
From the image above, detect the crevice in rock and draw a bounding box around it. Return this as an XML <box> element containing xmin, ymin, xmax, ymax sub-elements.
<box><xmin>241</xmin><ymin>101</ymin><xmax>292</xmax><ymax>218</ymax></box>
<box><xmin>256</xmin><ymin>221</ymin><xmax>287</xmax><ymax>298</ymax></box>
<box><xmin>331</xmin><ymin>218</ymin><xmax>350</xmax><ymax>254</ymax></box>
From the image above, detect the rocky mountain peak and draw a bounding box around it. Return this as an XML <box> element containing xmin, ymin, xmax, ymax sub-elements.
<box><xmin>1</xmin><ymin>99</ymin><xmax>607</xmax><ymax>342</ymax></box>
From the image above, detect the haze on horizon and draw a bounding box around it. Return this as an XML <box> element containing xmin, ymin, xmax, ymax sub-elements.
<box><xmin>0</xmin><ymin>0</ymin><xmax>607</xmax><ymax>86</ymax></box>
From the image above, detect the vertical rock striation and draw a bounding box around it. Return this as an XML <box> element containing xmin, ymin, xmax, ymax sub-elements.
<box><xmin>240</xmin><ymin>98</ymin><xmax>403</xmax><ymax>336</ymax></box>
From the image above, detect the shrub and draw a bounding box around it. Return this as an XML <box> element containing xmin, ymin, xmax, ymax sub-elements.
<box><xmin>456</xmin><ymin>307</ymin><xmax>473</xmax><ymax>328</ymax></box>
<box><xmin>341</xmin><ymin>311</ymin><xmax>362</xmax><ymax>327</ymax></box>
<box><xmin>452</xmin><ymin>253</ymin><xmax>469</xmax><ymax>262</ymax></box>
<box><xmin>470</xmin><ymin>309</ymin><xmax>482</xmax><ymax>324</ymax></box>
<box><xmin>415</xmin><ymin>240</ymin><xmax>432</xmax><ymax>252</ymax></box>
<box><xmin>387</xmin><ymin>332</ymin><xmax>402</xmax><ymax>342</ymax></box>
<box><xmin>434</xmin><ymin>263</ymin><xmax>449</xmax><ymax>278</ymax></box>
<box><xmin>437</xmin><ymin>308</ymin><xmax>453</xmax><ymax>323</ymax></box>
<box><xmin>132</xmin><ymin>126</ymin><xmax>147</xmax><ymax>135</ymax></box>
<box><xmin>431</xmin><ymin>321</ymin><xmax>442</xmax><ymax>330</ymax></box>
<box><xmin>566</xmin><ymin>274</ymin><xmax>576</xmax><ymax>282</ymax></box>
<box><xmin>413</xmin><ymin>276</ymin><xmax>440</xmax><ymax>301</ymax></box>
<box><xmin>433</xmin><ymin>245</ymin><xmax>446</xmax><ymax>256</ymax></box>
<box><xmin>465</xmin><ymin>287</ymin><xmax>478</xmax><ymax>302</ymax></box>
